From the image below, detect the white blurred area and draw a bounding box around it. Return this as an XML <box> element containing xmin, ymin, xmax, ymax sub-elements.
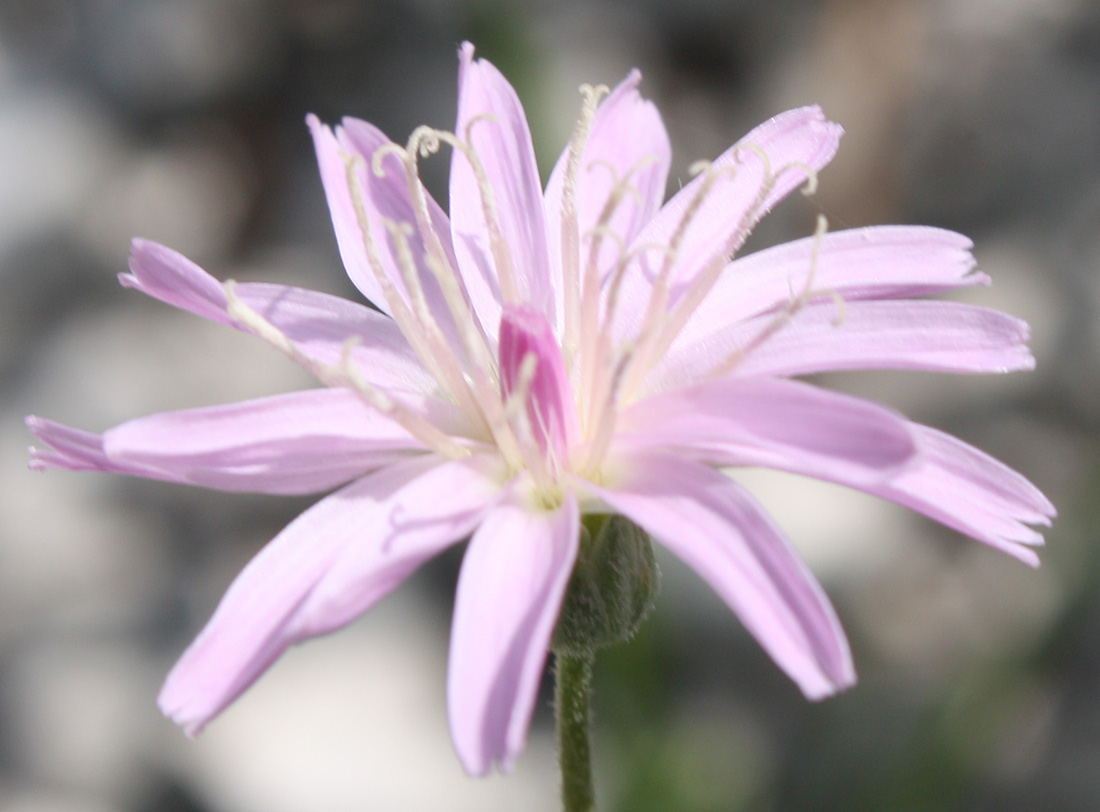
<box><xmin>170</xmin><ymin>593</ymin><xmax>557</xmax><ymax>812</ymax></box>
<box><xmin>3</xmin><ymin>1</ymin><xmax>1094</xmax><ymax>811</ymax></box>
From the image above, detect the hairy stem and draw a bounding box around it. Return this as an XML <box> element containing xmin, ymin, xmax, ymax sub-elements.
<box><xmin>555</xmin><ymin>652</ymin><xmax>596</xmax><ymax>812</ymax></box>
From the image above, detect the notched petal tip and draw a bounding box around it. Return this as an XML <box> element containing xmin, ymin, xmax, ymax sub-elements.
<box><xmin>766</xmin><ymin>104</ymin><xmax>843</xmax><ymax>140</ymax></box>
<box><xmin>802</xmin><ymin>669</ymin><xmax>858</xmax><ymax>702</ymax></box>
<box><xmin>128</xmin><ymin>235</ymin><xmax>154</xmax><ymax>255</ymax></box>
<box><xmin>24</xmin><ymin>417</ymin><xmax>53</xmax><ymax>471</ymax></box>
<box><xmin>157</xmin><ymin>691</ymin><xmax>205</xmax><ymax>739</ymax></box>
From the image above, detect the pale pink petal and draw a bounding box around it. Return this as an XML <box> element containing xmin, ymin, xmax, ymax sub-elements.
<box><xmin>309</xmin><ymin>114</ymin><xmax>474</xmax><ymax>348</ymax></box>
<box><xmin>651</xmin><ymin>106</ymin><xmax>842</xmax><ymax>263</ymax></box>
<box><xmin>232</xmin><ymin>282</ymin><xmax>436</xmax><ymax>394</ymax></box>
<box><xmin>122</xmin><ymin>239</ymin><xmax>435</xmax><ymax>394</ymax></box>
<box><xmin>120</xmin><ymin>239</ymin><xmax>232</xmax><ymax>325</ymax></box>
<box><xmin>617</xmin><ymin>381</ymin><xmax>1051</xmax><ymax>563</ymax></box>
<box><xmin>544</xmin><ymin>69</ymin><xmax>671</xmax><ymax>327</ymax></box>
<box><xmin>101</xmin><ymin>388</ymin><xmax>464</xmax><ymax>495</ymax></box>
<box><xmin>869</xmin><ymin>424</ymin><xmax>1054</xmax><ymax>565</ymax></box>
<box><xmin>308</xmin><ymin>113</ymin><xmax>390</xmax><ymax>310</ymax></box>
<box><xmin>292</xmin><ymin>454</ymin><xmax>506</xmax><ymax>637</ymax></box>
<box><xmin>673</xmin><ymin>226</ymin><xmax>987</xmax><ymax>349</ymax></box>
<box><xmin>448</xmin><ymin>491</ymin><xmax>580</xmax><ymax>775</ymax></box>
<box><xmin>450</xmin><ymin>42</ymin><xmax>552</xmax><ymax>328</ymax></box>
<box><xmin>588</xmin><ymin>453</ymin><xmax>854</xmax><ymax>699</ymax></box>
<box><xmin>651</xmin><ymin>300</ymin><xmax>1034</xmax><ymax>390</ymax></box>
<box><xmin>27</xmin><ymin>416</ymin><xmax>184</xmax><ymax>482</ymax></box>
<box><xmin>617</xmin><ymin>377</ymin><xmax>916</xmax><ymax>487</ymax></box>
<box><xmin>158</xmin><ymin>455</ymin><xmax>474</xmax><ymax>735</ymax></box>
<box><xmin>612</xmin><ymin>106</ymin><xmax>843</xmax><ymax>339</ymax></box>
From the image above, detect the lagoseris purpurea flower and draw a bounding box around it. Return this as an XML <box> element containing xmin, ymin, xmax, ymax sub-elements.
<box><xmin>28</xmin><ymin>43</ymin><xmax>1053</xmax><ymax>774</ymax></box>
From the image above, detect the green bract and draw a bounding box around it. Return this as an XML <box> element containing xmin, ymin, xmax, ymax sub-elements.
<box><xmin>552</xmin><ymin>514</ymin><xmax>660</xmax><ymax>656</ymax></box>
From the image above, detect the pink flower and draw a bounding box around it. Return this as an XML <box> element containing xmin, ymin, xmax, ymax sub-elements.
<box><xmin>27</xmin><ymin>43</ymin><xmax>1053</xmax><ymax>774</ymax></box>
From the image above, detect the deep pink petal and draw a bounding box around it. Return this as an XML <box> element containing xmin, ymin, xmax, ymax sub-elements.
<box><xmin>450</xmin><ymin>42</ymin><xmax>552</xmax><ymax>327</ymax></box>
<box><xmin>158</xmin><ymin>455</ymin><xmax>476</xmax><ymax>735</ymax></box>
<box><xmin>617</xmin><ymin>377</ymin><xmax>917</xmax><ymax>487</ymax></box>
<box><xmin>672</xmin><ymin>226</ymin><xmax>988</xmax><ymax>350</ymax></box>
<box><xmin>448</xmin><ymin>491</ymin><xmax>580</xmax><ymax>775</ymax></box>
<box><xmin>544</xmin><ymin>69</ymin><xmax>671</xmax><ymax>327</ymax></box>
<box><xmin>101</xmin><ymin>388</ymin><xmax>464</xmax><ymax>495</ymax></box>
<box><xmin>588</xmin><ymin>453</ymin><xmax>854</xmax><ymax>699</ymax></box>
<box><xmin>652</xmin><ymin>300</ymin><xmax>1035</xmax><ymax>390</ymax></box>
<box><xmin>499</xmin><ymin>305</ymin><xmax>577</xmax><ymax>461</ymax></box>
<box><xmin>122</xmin><ymin>239</ymin><xmax>435</xmax><ymax>394</ymax></box>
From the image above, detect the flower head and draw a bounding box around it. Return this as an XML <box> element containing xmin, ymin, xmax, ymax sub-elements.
<box><xmin>27</xmin><ymin>42</ymin><xmax>1054</xmax><ymax>775</ymax></box>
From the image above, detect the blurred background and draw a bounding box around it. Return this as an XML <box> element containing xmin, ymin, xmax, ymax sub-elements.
<box><xmin>2</xmin><ymin>0</ymin><xmax>1098</xmax><ymax>810</ymax></box>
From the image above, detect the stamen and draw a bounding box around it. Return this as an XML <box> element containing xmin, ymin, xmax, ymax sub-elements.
<box><xmin>482</xmin><ymin>389</ymin><xmax>529</xmax><ymax>475</ymax></box>
<box><xmin>579</xmin><ymin>241</ymin><xmax>672</xmax><ymax>436</ymax></box>
<box><xmin>620</xmin><ymin>147</ymin><xmax>822</xmax><ymax>401</ymax></box>
<box><xmin>578</xmin><ymin>348</ymin><xmax>632</xmax><ymax>475</ymax></box>
<box><xmin>370</xmin><ymin>140</ymin><xmax>409</xmax><ymax>171</ymax></box>
<box><xmin>347</xmin><ymin>147</ymin><xmax>517</xmax><ymax>450</ymax></box>
<box><xmin>407</xmin><ymin>125</ymin><xmax>444</xmax><ymax>160</ymax></box>
<box><xmin>707</xmin><ymin>214</ymin><xmax>836</xmax><ymax>377</ymax></box>
<box><xmin>342</xmin><ymin>152</ymin><xmax>444</xmax><ymax>374</ymax></box>
<box><xmin>224</xmin><ymin>282</ymin><xmax>470</xmax><ymax>459</ymax></box>
<box><xmin>649</xmin><ymin>163</ymin><xmax>738</xmax><ymax>293</ymax></box>
<box><xmin>500</xmin><ymin>353</ymin><xmax>539</xmax><ymax>424</ymax></box>
<box><xmin>382</xmin><ymin>219</ymin><xmax>424</xmax><ymax>304</ymax></box>
<box><xmin>369</xmin><ymin>130</ymin><xmax>547</xmax><ymax>466</ymax></box>
<box><xmin>615</xmin><ymin>161</ymin><xmax>740</xmax><ymax>402</ymax></box>
<box><xmin>381</xmin><ymin>218</ymin><xmax>493</xmax><ymax>437</ymax></box>
<box><xmin>587</xmin><ymin>158</ymin><xmax>648</xmax><ymax>206</ymax></box>
<box><xmin>574</xmin><ymin>153</ymin><xmax>669</xmax><ymax>432</ymax></box>
<box><xmin>450</xmin><ymin>116</ymin><xmax>520</xmax><ymax>304</ymax></box>
<box><xmin>559</xmin><ymin>83</ymin><xmax>610</xmax><ymax>361</ymax></box>
<box><xmin>603</xmin><ymin>241</ymin><xmax>677</xmax><ymax>324</ymax></box>
<box><xmin>673</xmin><ymin>157</ymin><xmax>820</xmax><ymax>323</ymax></box>
<box><xmin>424</xmin><ymin>251</ymin><xmax>499</xmax><ymax>371</ymax></box>
<box><xmin>225</xmin><ymin>281</ymin><xmax>309</xmax><ymax>365</ymax></box>
<box><xmin>577</xmin><ymin>227</ymin><xmax>631</xmax><ymax>421</ymax></box>
<box><xmin>790</xmin><ymin>161</ymin><xmax>820</xmax><ymax>196</ymax></box>
<box><xmin>479</xmin><ymin>350</ymin><xmax>547</xmax><ymax>479</ymax></box>
<box><xmin>578</xmin><ymin>163</ymin><xmax>685</xmax><ymax>463</ymax></box>
<box><xmin>732</xmin><ymin>143</ymin><xmax>773</xmax><ymax>182</ymax></box>
<box><xmin>371</xmin><ymin>134</ymin><xmax>498</xmax><ymax>382</ymax></box>
<box><xmin>500</xmin><ymin>352</ymin><xmax>555</xmax><ymax>486</ymax></box>
<box><xmin>688</xmin><ymin>159</ymin><xmax>713</xmax><ymax>177</ymax></box>
<box><xmin>579</xmin><ymin>152</ymin><xmax>660</xmax><ymax>308</ymax></box>
<box><xmin>827</xmin><ymin>289</ymin><xmax>847</xmax><ymax>327</ymax></box>
<box><xmin>337</xmin><ymin>348</ymin><xmax>472</xmax><ymax>461</ymax></box>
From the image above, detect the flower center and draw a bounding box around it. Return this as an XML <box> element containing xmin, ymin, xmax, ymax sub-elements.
<box><xmin>293</xmin><ymin>85</ymin><xmax>830</xmax><ymax>491</ymax></box>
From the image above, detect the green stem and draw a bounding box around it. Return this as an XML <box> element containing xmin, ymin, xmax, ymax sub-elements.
<box><xmin>555</xmin><ymin>652</ymin><xmax>596</xmax><ymax>812</ymax></box>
